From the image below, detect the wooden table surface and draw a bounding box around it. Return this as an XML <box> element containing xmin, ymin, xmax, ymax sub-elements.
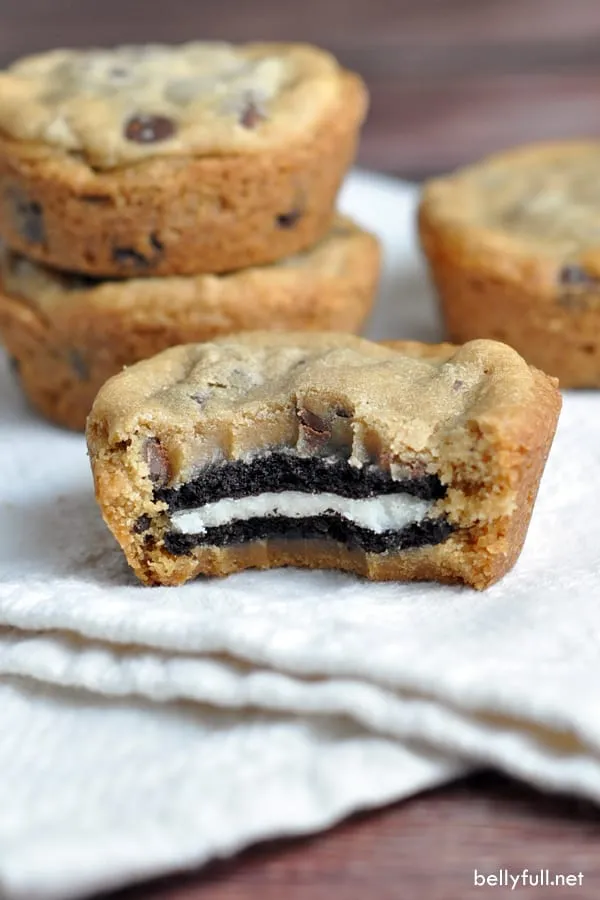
<box><xmin>107</xmin><ymin>774</ymin><xmax>600</xmax><ymax>900</ymax></box>
<box><xmin>1</xmin><ymin>0</ymin><xmax>599</xmax><ymax>895</ymax></box>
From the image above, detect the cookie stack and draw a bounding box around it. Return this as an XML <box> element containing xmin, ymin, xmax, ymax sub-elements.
<box><xmin>0</xmin><ymin>42</ymin><xmax>379</xmax><ymax>429</ymax></box>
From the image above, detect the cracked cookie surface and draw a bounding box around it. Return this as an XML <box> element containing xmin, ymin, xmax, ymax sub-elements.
<box><xmin>0</xmin><ymin>42</ymin><xmax>345</xmax><ymax>168</ymax></box>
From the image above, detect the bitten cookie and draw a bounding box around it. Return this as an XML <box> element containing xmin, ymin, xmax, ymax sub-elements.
<box><xmin>0</xmin><ymin>217</ymin><xmax>380</xmax><ymax>431</ymax></box>
<box><xmin>86</xmin><ymin>332</ymin><xmax>561</xmax><ymax>590</ymax></box>
<box><xmin>419</xmin><ymin>141</ymin><xmax>600</xmax><ymax>387</ymax></box>
<box><xmin>0</xmin><ymin>42</ymin><xmax>367</xmax><ymax>276</ymax></box>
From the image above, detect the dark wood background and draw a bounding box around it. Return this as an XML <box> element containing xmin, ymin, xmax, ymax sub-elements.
<box><xmin>2</xmin><ymin>0</ymin><xmax>599</xmax><ymax>895</ymax></box>
<box><xmin>2</xmin><ymin>0</ymin><xmax>600</xmax><ymax>178</ymax></box>
<box><xmin>112</xmin><ymin>774</ymin><xmax>600</xmax><ymax>900</ymax></box>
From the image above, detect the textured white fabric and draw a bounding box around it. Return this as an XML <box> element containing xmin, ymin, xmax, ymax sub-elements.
<box><xmin>0</xmin><ymin>677</ymin><xmax>455</xmax><ymax>900</ymax></box>
<box><xmin>0</xmin><ymin>171</ymin><xmax>595</xmax><ymax>899</ymax></box>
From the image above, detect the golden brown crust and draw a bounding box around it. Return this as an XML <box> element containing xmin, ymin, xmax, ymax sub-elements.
<box><xmin>135</xmin><ymin>536</ymin><xmax>490</xmax><ymax>588</ymax></box>
<box><xmin>0</xmin><ymin>219</ymin><xmax>380</xmax><ymax>431</ymax></box>
<box><xmin>0</xmin><ymin>74</ymin><xmax>366</xmax><ymax>276</ymax></box>
<box><xmin>418</xmin><ymin>141</ymin><xmax>600</xmax><ymax>387</ymax></box>
<box><xmin>86</xmin><ymin>334</ymin><xmax>561</xmax><ymax>590</ymax></box>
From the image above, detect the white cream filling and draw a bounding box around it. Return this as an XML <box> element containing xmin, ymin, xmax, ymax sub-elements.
<box><xmin>170</xmin><ymin>491</ymin><xmax>434</xmax><ymax>535</ymax></box>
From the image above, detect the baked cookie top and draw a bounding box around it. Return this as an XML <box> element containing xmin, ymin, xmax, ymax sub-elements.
<box><xmin>88</xmin><ymin>332</ymin><xmax>554</xmax><ymax>484</ymax></box>
<box><xmin>421</xmin><ymin>142</ymin><xmax>600</xmax><ymax>272</ymax></box>
<box><xmin>0</xmin><ymin>42</ymin><xmax>363</xmax><ymax>169</ymax></box>
<box><xmin>0</xmin><ymin>216</ymin><xmax>372</xmax><ymax>313</ymax></box>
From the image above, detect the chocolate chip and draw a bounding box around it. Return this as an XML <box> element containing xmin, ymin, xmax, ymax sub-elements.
<box><xmin>297</xmin><ymin>408</ymin><xmax>331</xmax><ymax>446</ymax></box>
<box><xmin>149</xmin><ymin>232</ymin><xmax>163</xmax><ymax>253</ymax></box>
<box><xmin>143</xmin><ymin>533</ymin><xmax>157</xmax><ymax>551</ymax></box>
<box><xmin>559</xmin><ymin>264</ymin><xmax>593</xmax><ymax>286</ymax></box>
<box><xmin>334</xmin><ymin>405</ymin><xmax>352</xmax><ymax>418</ymax></box>
<box><xmin>143</xmin><ymin>438</ymin><xmax>170</xmax><ymax>487</ymax></box>
<box><xmin>191</xmin><ymin>390</ymin><xmax>210</xmax><ymax>407</ymax></box>
<box><xmin>124</xmin><ymin>114</ymin><xmax>176</xmax><ymax>143</ymax></box>
<box><xmin>8</xmin><ymin>191</ymin><xmax>45</xmax><ymax>244</ymax></box>
<box><xmin>452</xmin><ymin>379</ymin><xmax>464</xmax><ymax>392</ymax></box>
<box><xmin>80</xmin><ymin>193</ymin><xmax>112</xmax><ymax>205</ymax></box>
<box><xmin>112</xmin><ymin>247</ymin><xmax>150</xmax><ymax>268</ymax></box>
<box><xmin>67</xmin><ymin>348</ymin><xmax>90</xmax><ymax>381</ymax></box>
<box><xmin>133</xmin><ymin>514</ymin><xmax>151</xmax><ymax>534</ymax></box>
<box><xmin>276</xmin><ymin>209</ymin><xmax>302</xmax><ymax>229</ymax></box>
<box><xmin>240</xmin><ymin>100</ymin><xmax>264</xmax><ymax>129</ymax></box>
<box><xmin>557</xmin><ymin>264</ymin><xmax>600</xmax><ymax>309</ymax></box>
<box><xmin>112</xmin><ymin>232</ymin><xmax>164</xmax><ymax>269</ymax></box>
<box><xmin>298</xmin><ymin>408</ymin><xmax>328</xmax><ymax>433</ymax></box>
<box><xmin>66</xmin><ymin>272</ymin><xmax>103</xmax><ymax>290</ymax></box>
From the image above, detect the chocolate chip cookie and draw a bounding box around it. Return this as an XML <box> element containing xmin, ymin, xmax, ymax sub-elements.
<box><xmin>86</xmin><ymin>332</ymin><xmax>560</xmax><ymax>589</ymax></box>
<box><xmin>0</xmin><ymin>216</ymin><xmax>380</xmax><ymax>430</ymax></box>
<box><xmin>0</xmin><ymin>42</ymin><xmax>367</xmax><ymax>276</ymax></box>
<box><xmin>419</xmin><ymin>141</ymin><xmax>600</xmax><ymax>387</ymax></box>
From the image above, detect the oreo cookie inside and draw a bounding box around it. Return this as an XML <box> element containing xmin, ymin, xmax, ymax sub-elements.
<box><xmin>156</xmin><ymin>453</ymin><xmax>446</xmax><ymax>511</ymax></box>
<box><xmin>164</xmin><ymin>513</ymin><xmax>453</xmax><ymax>556</ymax></box>
<box><xmin>159</xmin><ymin>453</ymin><xmax>453</xmax><ymax>556</ymax></box>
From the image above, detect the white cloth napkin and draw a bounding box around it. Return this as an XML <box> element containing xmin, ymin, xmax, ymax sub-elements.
<box><xmin>0</xmin><ymin>677</ymin><xmax>456</xmax><ymax>900</ymax></box>
<box><xmin>0</xmin><ymin>171</ymin><xmax>598</xmax><ymax>899</ymax></box>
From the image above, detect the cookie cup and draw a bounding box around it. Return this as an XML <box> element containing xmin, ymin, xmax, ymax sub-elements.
<box><xmin>0</xmin><ymin>74</ymin><xmax>366</xmax><ymax>277</ymax></box>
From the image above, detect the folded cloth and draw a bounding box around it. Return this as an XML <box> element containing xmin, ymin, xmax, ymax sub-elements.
<box><xmin>1</xmin><ymin>605</ymin><xmax>600</xmax><ymax>810</ymax></box>
<box><xmin>0</xmin><ymin>677</ymin><xmax>457</xmax><ymax>900</ymax></box>
<box><xmin>0</xmin><ymin>172</ymin><xmax>596</xmax><ymax>899</ymax></box>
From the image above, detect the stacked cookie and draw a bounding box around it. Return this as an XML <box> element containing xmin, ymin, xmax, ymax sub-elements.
<box><xmin>0</xmin><ymin>42</ymin><xmax>379</xmax><ymax>429</ymax></box>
